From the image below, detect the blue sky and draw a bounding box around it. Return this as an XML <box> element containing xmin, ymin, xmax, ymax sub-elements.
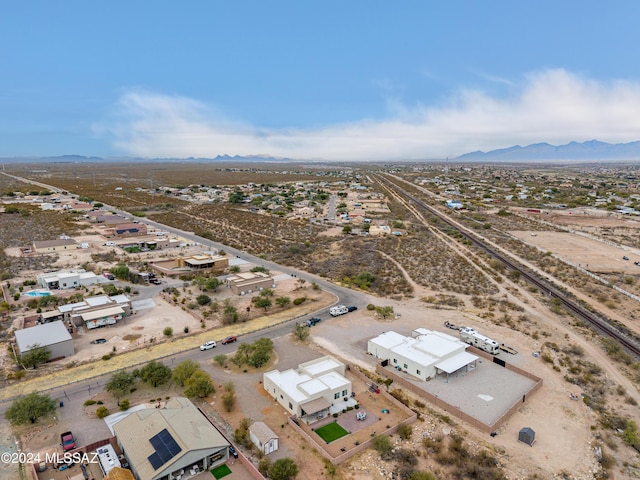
<box><xmin>2</xmin><ymin>1</ymin><xmax>640</xmax><ymax>160</ymax></box>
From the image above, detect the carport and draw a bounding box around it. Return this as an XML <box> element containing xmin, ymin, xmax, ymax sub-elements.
<box><xmin>434</xmin><ymin>351</ymin><xmax>479</xmax><ymax>382</ymax></box>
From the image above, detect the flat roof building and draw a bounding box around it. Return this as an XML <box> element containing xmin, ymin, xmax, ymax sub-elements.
<box><xmin>226</xmin><ymin>271</ymin><xmax>275</xmax><ymax>295</ymax></box>
<box><xmin>368</xmin><ymin>329</ymin><xmax>478</xmax><ymax>381</ymax></box>
<box><xmin>15</xmin><ymin>320</ymin><xmax>73</xmax><ymax>358</ymax></box>
<box><xmin>263</xmin><ymin>356</ymin><xmax>352</xmax><ymax>424</ymax></box>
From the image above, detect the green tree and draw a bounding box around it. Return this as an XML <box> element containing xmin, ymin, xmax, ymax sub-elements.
<box><xmin>342</xmin><ymin>225</ymin><xmax>352</xmax><ymax>234</ymax></box>
<box><xmin>5</xmin><ymin>392</ymin><xmax>56</xmax><ymax>425</ymax></box>
<box><xmin>292</xmin><ymin>323</ymin><xmax>310</xmax><ymax>342</ymax></box>
<box><xmin>223</xmin><ymin>304</ymin><xmax>239</xmax><ymax>324</ymax></box>
<box><xmin>184</xmin><ymin>370</ymin><xmax>215</xmax><ymax>398</ymax></box>
<box><xmin>196</xmin><ymin>294</ymin><xmax>211</xmax><ymax>306</ymax></box>
<box><xmin>275</xmin><ymin>296</ymin><xmax>291</xmax><ymax>308</ymax></box>
<box><xmin>140</xmin><ymin>360</ymin><xmax>172</xmax><ymax>388</ymax></box>
<box><xmin>172</xmin><ymin>360</ymin><xmax>200</xmax><ymax>387</ymax></box>
<box><xmin>20</xmin><ymin>344</ymin><xmax>51</xmax><ymax>369</ymax></box>
<box><xmin>229</xmin><ymin>190</ymin><xmax>244</xmax><ymax>203</ymax></box>
<box><xmin>254</xmin><ymin>297</ymin><xmax>272</xmax><ymax>312</ymax></box>
<box><xmin>109</xmin><ymin>263</ymin><xmax>130</xmax><ymax>280</ymax></box>
<box><xmin>269</xmin><ymin>458</ymin><xmax>299</xmax><ymax>480</ymax></box>
<box><xmin>222</xmin><ymin>390</ymin><xmax>236</xmax><ymax>412</ymax></box>
<box><xmin>260</xmin><ymin>288</ymin><xmax>274</xmax><ymax>297</ymax></box>
<box><xmin>373</xmin><ymin>435</ymin><xmax>393</xmax><ymax>459</ymax></box>
<box><xmin>214</xmin><ymin>354</ymin><xmax>227</xmax><ymax>367</ymax></box>
<box><xmin>205</xmin><ymin>277</ymin><xmax>221</xmax><ymax>291</ymax></box>
<box><xmin>398</xmin><ymin>423</ymin><xmax>413</xmax><ymax>440</ymax></box>
<box><xmin>375</xmin><ymin>306</ymin><xmax>394</xmax><ymax>319</ymax></box>
<box><xmin>106</xmin><ymin>370</ymin><xmax>135</xmax><ymax>405</ymax></box>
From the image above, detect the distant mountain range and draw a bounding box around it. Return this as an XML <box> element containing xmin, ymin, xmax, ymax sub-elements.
<box><xmin>456</xmin><ymin>140</ymin><xmax>640</xmax><ymax>162</ymax></box>
<box><xmin>4</xmin><ymin>141</ymin><xmax>640</xmax><ymax>164</ymax></box>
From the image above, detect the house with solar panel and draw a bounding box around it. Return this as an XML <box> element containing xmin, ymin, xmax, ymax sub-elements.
<box><xmin>112</xmin><ymin>397</ymin><xmax>229</xmax><ymax>480</ymax></box>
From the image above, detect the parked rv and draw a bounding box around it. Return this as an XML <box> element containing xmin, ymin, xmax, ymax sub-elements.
<box><xmin>329</xmin><ymin>305</ymin><xmax>349</xmax><ymax>317</ymax></box>
<box><xmin>459</xmin><ymin>326</ymin><xmax>500</xmax><ymax>355</ymax></box>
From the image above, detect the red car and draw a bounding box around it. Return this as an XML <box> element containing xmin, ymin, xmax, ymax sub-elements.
<box><xmin>61</xmin><ymin>431</ymin><xmax>75</xmax><ymax>451</ymax></box>
<box><xmin>221</xmin><ymin>336</ymin><xmax>237</xmax><ymax>345</ymax></box>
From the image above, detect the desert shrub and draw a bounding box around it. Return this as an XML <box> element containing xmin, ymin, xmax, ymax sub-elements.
<box><xmin>83</xmin><ymin>399</ymin><xmax>97</xmax><ymax>406</ymax></box>
<box><xmin>96</xmin><ymin>406</ymin><xmax>109</xmax><ymax>418</ymax></box>
<box><xmin>293</xmin><ymin>297</ymin><xmax>307</xmax><ymax>306</ymax></box>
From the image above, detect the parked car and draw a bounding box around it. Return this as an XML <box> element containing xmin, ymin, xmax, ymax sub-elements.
<box><xmin>149</xmin><ymin>278</ymin><xmax>162</xmax><ymax>285</ymax></box>
<box><xmin>200</xmin><ymin>341</ymin><xmax>217</xmax><ymax>351</ymax></box>
<box><xmin>347</xmin><ymin>306</ymin><xmax>358</xmax><ymax>312</ymax></box>
<box><xmin>221</xmin><ymin>336</ymin><xmax>237</xmax><ymax>345</ymax></box>
<box><xmin>623</xmin><ymin>256</ymin><xmax>630</xmax><ymax>261</ymax></box>
<box><xmin>91</xmin><ymin>338</ymin><xmax>107</xmax><ymax>344</ymax></box>
<box><xmin>306</xmin><ymin>317</ymin><xmax>321</xmax><ymax>327</ymax></box>
<box><xmin>60</xmin><ymin>432</ymin><xmax>75</xmax><ymax>451</ymax></box>
<box><xmin>229</xmin><ymin>445</ymin><xmax>238</xmax><ymax>458</ymax></box>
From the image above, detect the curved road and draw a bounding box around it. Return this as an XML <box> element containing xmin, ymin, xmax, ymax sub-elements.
<box><xmin>0</xmin><ymin>173</ymin><xmax>366</xmax><ymax>412</ymax></box>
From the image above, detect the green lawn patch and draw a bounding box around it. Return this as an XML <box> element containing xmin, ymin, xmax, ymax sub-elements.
<box><xmin>315</xmin><ymin>421</ymin><xmax>349</xmax><ymax>443</ymax></box>
<box><xmin>211</xmin><ymin>463</ymin><xmax>232</xmax><ymax>479</ymax></box>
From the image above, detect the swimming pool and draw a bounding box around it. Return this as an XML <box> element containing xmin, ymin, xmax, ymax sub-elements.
<box><xmin>22</xmin><ymin>290</ymin><xmax>51</xmax><ymax>297</ymax></box>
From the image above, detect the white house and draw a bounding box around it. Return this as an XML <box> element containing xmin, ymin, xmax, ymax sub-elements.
<box><xmin>38</xmin><ymin>269</ymin><xmax>99</xmax><ymax>290</ymax></box>
<box><xmin>263</xmin><ymin>356</ymin><xmax>352</xmax><ymax>423</ymax></box>
<box><xmin>368</xmin><ymin>329</ymin><xmax>478</xmax><ymax>381</ymax></box>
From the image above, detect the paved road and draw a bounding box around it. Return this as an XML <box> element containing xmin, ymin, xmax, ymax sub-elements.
<box><xmin>0</xmin><ymin>174</ymin><xmax>367</xmax><ymax>410</ymax></box>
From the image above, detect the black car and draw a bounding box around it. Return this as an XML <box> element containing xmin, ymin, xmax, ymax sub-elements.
<box><xmin>91</xmin><ymin>338</ymin><xmax>107</xmax><ymax>344</ymax></box>
<box><xmin>229</xmin><ymin>446</ymin><xmax>238</xmax><ymax>458</ymax></box>
<box><xmin>347</xmin><ymin>306</ymin><xmax>358</xmax><ymax>312</ymax></box>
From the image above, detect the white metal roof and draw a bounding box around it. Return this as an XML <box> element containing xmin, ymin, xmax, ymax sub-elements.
<box><xmin>316</xmin><ymin>371</ymin><xmax>349</xmax><ymax>390</ymax></box>
<box><xmin>58</xmin><ymin>301</ymin><xmax>88</xmax><ymax>313</ymax></box>
<box><xmin>369</xmin><ymin>331</ymin><xmax>406</xmax><ymax>350</ymax></box>
<box><xmin>413</xmin><ymin>334</ymin><xmax>463</xmax><ymax>358</ymax></box>
<box><xmin>85</xmin><ymin>295</ymin><xmax>112</xmax><ymax>306</ymax></box>
<box><xmin>15</xmin><ymin>321</ymin><xmax>71</xmax><ymax>351</ymax></box>
<box><xmin>391</xmin><ymin>342</ymin><xmax>437</xmax><ymax>367</ymax></box>
<box><xmin>298</xmin><ymin>378</ymin><xmax>327</xmax><ymax>396</ymax></box>
<box><xmin>300</xmin><ymin>356</ymin><xmax>342</xmax><ymax>377</ymax></box>
<box><xmin>80</xmin><ymin>306</ymin><xmax>124</xmax><ymax>321</ymax></box>
<box><xmin>264</xmin><ymin>369</ymin><xmax>312</xmax><ymax>403</ymax></box>
<box><xmin>435</xmin><ymin>351</ymin><xmax>479</xmax><ymax>374</ymax></box>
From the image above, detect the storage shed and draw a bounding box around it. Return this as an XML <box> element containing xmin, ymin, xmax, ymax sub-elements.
<box><xmin>249</xmin><ymin>422</ymin><xmax>279</xmax><ymax>455</ymax></box>
<box><xmin>518</xmin><ymin>427</ymin><xmax>535</xmax><ymax>446</ymax></box>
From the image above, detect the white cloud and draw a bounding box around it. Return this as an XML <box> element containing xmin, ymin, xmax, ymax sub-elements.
<box><xmin>97</xmin><ymin>70</ymin><xmax>640</xmax><ymax>160</ymax></box>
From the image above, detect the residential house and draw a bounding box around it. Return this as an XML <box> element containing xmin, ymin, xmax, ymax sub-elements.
<box><xmin>263</xmin><ymin>356</ymin><xmax>352</xmax><ymax>423</ymax></box>
<box><xmin>113</xmin><ymin>397</ymin><xmax>229</xmax><ymax>480</ymax></box>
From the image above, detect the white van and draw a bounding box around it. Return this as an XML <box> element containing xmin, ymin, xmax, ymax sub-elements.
<box><xmin>105</xmin><ymin>241</ymin><xmax>116</xmax><ymax>246</ymax></box>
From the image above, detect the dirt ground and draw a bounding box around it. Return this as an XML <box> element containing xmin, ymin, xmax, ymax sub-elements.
<box><xmin>4</xmin><ymin>208</ymin><xmax>640</xmax><ymax>479</ymax></box>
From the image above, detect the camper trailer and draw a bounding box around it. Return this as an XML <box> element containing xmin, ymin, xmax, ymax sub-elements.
<box><xmin>329</xmin><ymin>305</ymin><xmax>349</xmax><ymax>317</ymax></box>
<box><xmin>459</xmin><ymin>327</ymin><xmax>500</xmax><ymax>355</ymax></box>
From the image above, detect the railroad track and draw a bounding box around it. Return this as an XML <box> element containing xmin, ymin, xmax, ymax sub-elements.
<box><xmin>373</xmin><ymin>174</ymin><xmax>640</xmax><ymax>359</ymax></box>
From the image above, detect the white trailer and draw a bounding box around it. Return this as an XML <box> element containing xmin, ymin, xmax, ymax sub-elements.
<box><xmin>459</xmin><ymin>327</ymin><xmax>500</xmax><ymax>355</ymax></box>
<box><xmin>86</xmin><ymin>316</ymin><xmax>118</xmax><ymax>329</ymax></box>
<box><xmin>329</xmin><ymin>305</ymin><xmax>349</xmax><ymax>317</ymax></box>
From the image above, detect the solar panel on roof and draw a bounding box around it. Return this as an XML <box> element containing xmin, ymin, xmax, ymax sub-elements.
<box><xmin>147</xmin><ymin>428</ymin><xmax>182</xmax><ymax>470</ymax></box>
